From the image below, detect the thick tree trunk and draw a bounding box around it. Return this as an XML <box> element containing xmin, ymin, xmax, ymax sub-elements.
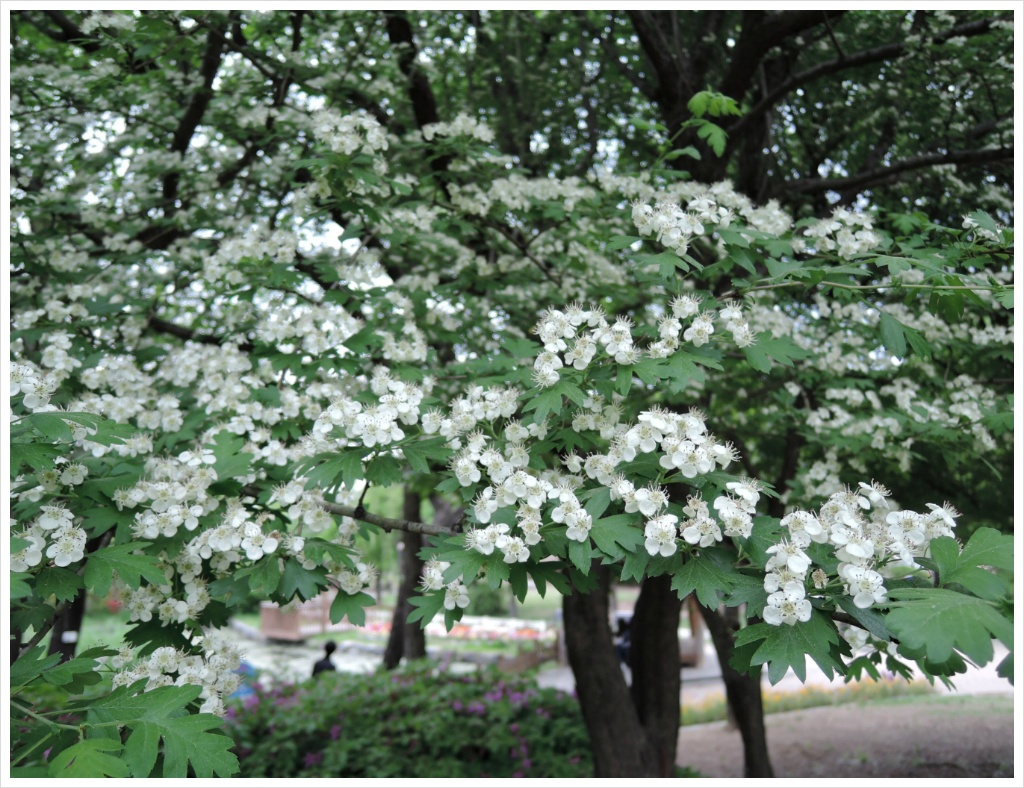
<box><xmin>699</xmin><ymin>604</ymin><xmax>774</xmax><ymax>777</ymax></box>
<box><xmin>564</xmin><ymin>566</ymin><xmax>682</xmax><ymax>777</ymax></box>
<box><xmin>47</xmin><ymin>590</ymin><xmax>86</xmax><ymax>663</ymax></box>
<box><xmin>383</xmin><ymin>491</ymin><xmax>427</xmax><ymax>670</ymax></box>
<box><xmin>629</xmin><ymin>574</ymin><xmax>683</xmax><ymax>777</ymax></box>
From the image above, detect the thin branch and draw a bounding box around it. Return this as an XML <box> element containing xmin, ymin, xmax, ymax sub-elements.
<box><xmin>730</xmin><ymin>15</ymin><xmax>1010</xmax><ymax>140</ymax></box>
<box><xmin>777</xmin><ymin>146</ymin><xmax>1013</xmax><ymax>198</ymax></box>
<box><xmin>721</xmin><ymin>280</ymin><xmax>1010</xmax><ymax>300</ymax></box>
<box><xmin>321</xmin><ymin>500</ymin><xmax>464</xmax><ymax>538</ymax></box>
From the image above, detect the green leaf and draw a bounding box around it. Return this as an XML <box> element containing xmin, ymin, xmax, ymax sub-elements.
<box><xmin>84</xmin><ymin>544</ymin><xmax>166</xmax><ymax>597</ymax></box>
<box><xmin>993</xmin><ymin>288</ymin><xmax>1014</xmax><ymax>309</ymax></box>
<box><xmin>123</xmin><ymin>619</ymin><xmax>193</xmax><ymax>657</ymax></box>
<box><xmin>742</xmin><ymin>333</ymin><xmax>808</xmax><ymax>372</ymax></box>
<box><xmin>736</xmin><ymin>611</ymin><xmax>847</xmax><ymax>684</ymax></box>
<box><xmin>670</xmin><ymin>555</ymin><xmax>735</xmax><ymax>608</ymax></box>
<box><xmin>956</xmin><ymin>527</ymin><xmax>1015</xmax><ymax>572</ymax></box>
<box><xmin>330</xmin><ymin>591</ymin><xmax>375</xmax><ymax>626</ymax></box>
<box><xmin>247</xmin><ymin>557</ymin><xmax>282</xmax><ymax>597</ymax></box>
<box><xmin>528</xmin><ymin>562</ymin><xmax>571</xmax><ymax>596</ymax></box>
<box><xmin>687</xmin><ymin>92</ymin><xmax>710</xmax><ymax>118</ymax></box>
<box><xmin>932</xmin><ymin>528</ymin><xmax>1012</xmax><ymax>600</ymax></box>
<box><xmin>209</xmin><ymin>431</ymin><xmax>254</xmax><ymax>482</ymax></box>
<box><xmin>836</xmin><ymin>597</ymin><xmax>895</xmax><ymax>642</ymax></box>
<box><xmin>10</xmin><ymin>442</ymin><xmax>64</xmax><ymax>475</ymax></box>
<box><xmin>408</xmin><ymin>591</ymin><xmax>445</xmax><ymax>628</ymax></box>
<box><xmin>340</xmin><ymin>324</ymin><xmax>380</xmax><ymax>355</ymax></box>
<box><xmin>605</xmin><ymin>235</ymin><xmax>642</xmax><ymax>251</ymax></box>
<box><xmin>437</xmin><ymin>538</ymin><xmax>487</xmax><ymax>585</ymax></box>
<box><xmin>875</xmin><ymin>255</ymin><xmax>913</xmax><ymax>276</ymax></box>
<box><xmin>966</xmin><ymin>209</ymin><xmax>999</xmax><ymax>234</ymax></box>
<box><xmin>276</xmin><ymin>558</ymin><xmax>327</xmax><ymax>602</ymax></box>
<box><xmin>10</xmin><ymin>571</ymin><xmax>34</xmax><ymax>600</ymax></box>
<box><xmin>695</xmin><ymin>120</ymin><xmax>727</xmax><ymax>157</ymax></box>
<box><xmin>522</xmin><ymin>386</ymin><xmax>563</xmax><ymax>424</ymax></box>
<box><xmin>37</xmin><ymin>650</ymin><xmax>110</xmax><ymax>693</ymax></box>
<box><xmin>401</xmin><ymin>436</ymin><xmax>453</xmax><ymax>473</ymax></box>
<box><xmin>662</xmin><ymin>146</ymin><xmax>700</xmax><ymax>162</ymax></box>
<box><xmin>582</xmin><ymin>486</ymin><xmax>611</xmax><ymax>520</ymax></box>
<box><xmin>589</xmin><ymin>513</ymin><xmax>642</xmax><ymax>559</ymax></box>
<box><xmin>28</xmin><ymin>413</ymin><xmax>75</xmax><ymax>442</ymax></box>
<box><xmin>10</xmin><ymin>645</ymin><xmax>63</xmax><ymax>691</ymax></box>
<box><xmin>878</xmin><ymin>311</ymin><xmax>907</xmax><ymax>358</ymax></box>
<box><xmin>507</xmin><ymin>563</ymin><xmax>529</xmax><ymax>601</ymax></box>
<box><xmin>48</xmin><ymin>739</ymin><xmax>129</xmax><ymax>778</ymax></box>
<box><xmin>567</xmin><ymin>539</ymin><xmax>593</xmax><ymax>572</ymax></box>
<box><xmin>88</xmin><ymin>686</ymin><xmax>239</xmax><ymax>778</ymax></box>
<box><xmin>34</xmin><ymin>566</ymin><xmax>84</xmax><ymax>604</ymax></box>
<box><xmin>620</xmin><ymin>549</ymin><xmax>650</xmax><ymax>583</ymax></box>
<box><xmin>885</xmin><ymin>587</ymin><xmax>1014</xmax><ymax>666</ymax></box>
<box><xmin>364</xmin><ymin>454</ymin><xmax>403</xmax><ymax>486</ymax></box>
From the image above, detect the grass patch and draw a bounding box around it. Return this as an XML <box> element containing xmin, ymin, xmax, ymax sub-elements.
<box><xmin>681</xmin><ymin>677</ymin><xmax>935</xmax><ymax>726</ymax></box>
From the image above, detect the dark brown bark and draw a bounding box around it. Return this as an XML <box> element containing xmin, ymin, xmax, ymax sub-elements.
<box><xmin>563</xmin><ymin>567</ymin><xmax>684</xmax><ymax>777</ymax></box>
<box><xmin>699</xmin><ymin>604</ymin><xmax>774</xmax><ymax>777</ymax></box>
<box><xmin>383</xmin><ymin>490</ymin><xmax>427</xmax><ymax>669</ymax></box>
<box><xmin>563</xmin><ymin>564</ymin><xmax>658</xmax><ymax>777</ymax></box>
<box><xmin>628</xmin><ymin>574</ymin><xmax>684</xmax><ymax>777</ymax></box>
<box><xmin>382</xmin><ymin>493</ymin><xmax>464</xmax><ymax>669</ymax></box>
<box><xmin>46</xmin><ymin>590</ymin><xmax>87</xmax><ymax>663</ymax></box>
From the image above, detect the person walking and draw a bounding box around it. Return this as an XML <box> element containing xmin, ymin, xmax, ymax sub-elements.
<box><xmin>312</xmin><ymin>640</ymin><xmax>338</xmax><ymax>677</ymax></box>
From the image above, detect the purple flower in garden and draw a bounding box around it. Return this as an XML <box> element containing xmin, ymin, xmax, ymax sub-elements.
<box><xmin>468</xmin><ymin>701</ymin><xmax>486</xmax><ymax>715</ymax></box>
<box><xmin>522</xmin><ymin>759</ymin><xmax>532</xmax><ymax>770</ymax></box>
<box><xmin>330</xmin><ymin>724</ymin><xmax>343</xmax><ymax>741</ymax></box>
<box><xmin>569</xmin><ymin>755</ymin><xmax>581</xmax><ymax>765</ymax></box>
<box><xmin>509</xmin><ymin>723</ymin><xmax>519</xmax><ymax>733</ymax></box>
<box><xmin>303</xmin><ymin>751</ymin><xmax>324</xmax><ymax>768</ymax></box>
<box><xmin>243</xmin><ymin>694</ymin><xmax>260</xmax><ymax>710</ymax></box>
<box><xmin>512</xmin><ymin>771</ymin><xmax>524</xmax><ymax>778</ymax></box>
<box><xmin>452</xmin><ymin>700</ymin><xmax>464</xmax><ymax>712</ymax></box>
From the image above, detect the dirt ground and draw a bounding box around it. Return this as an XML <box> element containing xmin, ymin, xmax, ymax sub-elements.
<box><xmin>676</xmin><ymin>693</ymin><xmax>1016</xmax><ymax>779</ymax></box>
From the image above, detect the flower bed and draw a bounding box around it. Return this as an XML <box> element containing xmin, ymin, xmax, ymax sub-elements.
<box><xmin>225</xmin><ymin>661</ymin><xmax>591</xmax><ymax>778</ymax></box>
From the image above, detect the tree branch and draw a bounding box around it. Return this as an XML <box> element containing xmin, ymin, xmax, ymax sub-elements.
<box><xmin>384</xmin><ymin>10</ymin><xmax>453</xmax><ymax>179</ymax></box>
<box><xmin>777</xmin><ymin>146</ymin><xmax>1013</xmax><ymax>198</ymax></box>
<box><xmin>162</xmin><ymin>18</ymin><xmax>229</xmax><ymax>205</ymax></box>
<box><xmin>730</xmin><ymin>14</ymin><xmax>1009</xmax><ymax>140</ymax></box>
<box><xmin>322</xmin><ymin>500</ymin><xmax>463</xmax><ymax>538</ymax></box>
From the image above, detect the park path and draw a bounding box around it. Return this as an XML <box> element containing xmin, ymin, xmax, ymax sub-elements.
<box><xmin>223</xmin><ymin>616</ymin><xmax>1013</xmax><ymax>706</ymax></box>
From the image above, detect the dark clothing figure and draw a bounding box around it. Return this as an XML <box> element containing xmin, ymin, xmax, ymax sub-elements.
<box><xmin>313</xmin><ymin>640</ymin><xmax>337</xmax><ymax>677</ymax></box>
<box><xmin>614</xmin><ymin>615</ymin><xmax>632</xmax><ymax>666</ymax></box>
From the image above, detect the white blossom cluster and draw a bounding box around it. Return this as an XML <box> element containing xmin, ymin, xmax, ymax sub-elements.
<box><xmin>420</xmin><ymin>557</ymin><xmax>470</xmax><ymax>610</ymax></box>
<box><xmin>311</xmin><ymin>107</ymin><xmax>389</xmax><ymax>157</ymax></box>
<box><xmin>10</xmin><ymin>362</ymin><xmax>60</xmax><ymax>411</ymax></box>
<box><xmin>108</xmin><ymin>633</ymin><xmax>244</xmax><ymax>716</ymax></box>
<box><xmin>762</xmin><ymin>482</ymin><xmax>959</xmax><ymax>626</ymax></box>
<box><xmin>530</xmin><ymin>298</ymin><xmax>755</xmax><ymax>390</ymax></box>
<box><xmin>421</xmin><ymin>112</ymin><xmax>495</xmax><ymax>143</ymax></box>
<box><xmin>800</xmin><ymin>207</ymin><xmax>882</xmax><ymax>259</ymax></box>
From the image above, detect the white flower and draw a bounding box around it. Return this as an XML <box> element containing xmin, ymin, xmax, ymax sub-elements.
<box><xmin>765</xmin><ymin>540</ymin><xmax>811</xmax><ymax>575</ymax></box>
<box><xmin>763</xmin><ymin>586</ymin><xmax>812</xmax><ymax>626</ymax></box>
<box><xmin>444</xmin><ymin>583</ymin><xmax>471</xmax><ymax>610</ymax></box>
<box><xmin>643</xmin><ymin>514</ymin><xmax>679</xmax><ymax>557</ymax></box>
<box><xmin>500</xmin><ymin>536</ymin><xmax>530</xmax><ymax>563</ymax></box>
<box><xmin>840</xmin><ymin>564</ymin><xmax>888</xmax><ymax>609</ymax></box>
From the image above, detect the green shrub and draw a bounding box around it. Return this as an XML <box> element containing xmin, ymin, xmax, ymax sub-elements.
<box><xmin>224</xmin><ymin>660</ymin><xmax>593</xmax><ymax>778</ymax></box>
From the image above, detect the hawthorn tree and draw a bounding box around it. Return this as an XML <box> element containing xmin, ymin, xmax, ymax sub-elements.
<box><xmin>7</xmin><ymin>9</ymin><xmax>1015</xmax><ymax>779</ymax></box>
